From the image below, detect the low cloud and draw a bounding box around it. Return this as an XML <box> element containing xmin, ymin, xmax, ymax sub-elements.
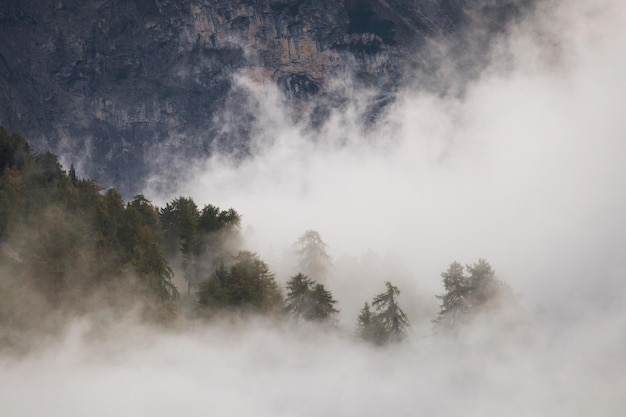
<box><xmin>1</xmin><ymin>311</ymin><xmax>625</xmax><ymax>416</ymax></box>
<box><xmin>150</xmin><ymin>0</ymin><xmax>626</xmax><ymax>318</ymax></box>
<box><xmin>3</xmin><ymin>1</ymin><xmax>626</xmax><ymax>415</ymax></box>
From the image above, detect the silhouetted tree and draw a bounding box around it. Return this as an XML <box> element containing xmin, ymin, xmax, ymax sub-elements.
<box><xmin>434</xmin><ymin>259</ymin><xmax>513</xmax><ymax>333</ymax></box>
<box><xmin>197</xmin><ymin>251</ymin><xmax>283</xmax><ymax>314</ymax></box>
<box><xmin>123</xmin><ymin>195</ymin><xmax>179</xmax><ymax>302</ymax></box>
<box><xmin>68</xmin><ymin>163</ymin><xmax>77</xmax><ymax>186</ymax></box>
<box><xmin>309</xmin><ymin>283</ymin><xmax>339</xmax><ymax>320</ymax></box>
<box><xmin>285</xmin><ymin>273</ymin><xmax>315</xmax><ymax>319</ymax></box>
<box><xmin>171</xmin><ymin>197</ymin><xmax>201</xmax><ymax>294</ymax></box>
<box><xmin>160</xmin><ymin>197</ymin><xmax>242</xmax><ymax>294</ymax></box>
<box><xmin>0</xmin><ymin>166</ymin><xmax>23</xmax><ymax>239</ymax></box>
<box><xmin>0</xmin><ymin>127</ymin><xmax>32</xmax><ymax>172</ymax></box>
<box><xmin>35</xmin><ymin>152</ymin><xmax>63</xmax><ymax>184</ymax></box>
<box><xmin>358</xmin><ymin>282</ymin><xmax>410</xmax><ymax>345</ymax></box>
<box><xmin>433</xmin><ymin>261</ymin><xmax>470</xmax><ymax>331</ymax></box>
<box><xmin>371</xmin><ymin>282</ymin><xmax>410</xmax><ymax>343</ymax></box>
<box><xmin>466</xmin><ymin>258</ymin><xmax>502</xmax><ymax>306</ymax></box>
<box><xmin>294</xmin><ymin>230</ymin><xmax>331</xmax><ymax>282</ymax></box>
<box><xmin>285</xmin><ymin>273</ymin><xmax>338</xmax><ymax>322</ymax></box>
<box><xmin>356</xmin><ymin>302</ymin><xmax>381</xmax><ymax>343</ymax></box>
<box><xmin>197</xmin><ymin>205</ymin><xmax>242</xmax><ymax>276</ymax></box>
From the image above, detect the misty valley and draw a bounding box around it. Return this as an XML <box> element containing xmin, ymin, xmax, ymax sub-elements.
<box><xmin>0</xmin><ymin>127</ymin><xmax>522</xmax><ymax>348</ymax></box>
<box><xmin>2</xmin><ymin>0</ymin><xmax>626</xmax><ymax>416</ymax></box>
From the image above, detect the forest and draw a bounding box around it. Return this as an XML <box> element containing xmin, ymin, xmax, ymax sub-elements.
<box><xmin>0</xmin><ymin>126</ymin><xmax>522</xmax><ymax>352</ymax></box>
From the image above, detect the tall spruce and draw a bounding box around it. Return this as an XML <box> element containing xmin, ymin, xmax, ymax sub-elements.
<box><xmin>434</xmin><ymin>259</ymin><xmax>511</xmax><ymax>333</ymax></box>
<box><xmin>285</xmin><ymin>273</ymin><xmax>338</xmax><ymax>322</ymax></box>
<box><xmin>356</xmin><ymin>302</ymin><xmax>380</xmax><ymax>344</ymax></box>
<box><xmin>358</xmin><ymin>282</ymin><xmax>410</xmax><ymax>345</ymax></box>
<box><xmin>372</xmin><ymin>282</ymin><xmax>410</xmax><ymax>343</ymax></box>
<box><xmin>433</xmin><ymin>261</ymin><xmax>470</xmax><ymax>330</ymax></box>
<box><xmin>294</xmin><ymin>230</ymin><xmax>331</xmax><ymax>282</ymax></box>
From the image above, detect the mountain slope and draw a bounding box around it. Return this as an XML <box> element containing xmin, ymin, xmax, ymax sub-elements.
<box><xmin>0</xmin><ymin>0</ymin><xmax>531</xmax><ymax>195</ymax></box>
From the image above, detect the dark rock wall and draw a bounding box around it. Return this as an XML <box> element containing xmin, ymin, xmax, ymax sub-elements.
<box><xmin>0</xmin><ymin>0</ymin><xmax>531</xmax><ymax>195</ymax></box>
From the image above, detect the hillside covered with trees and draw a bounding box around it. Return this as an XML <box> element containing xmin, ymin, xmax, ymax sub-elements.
<box><xmin>0</xmin><ymin>127</ymin><xmax>523</xmax><ymax>351</ymax></box>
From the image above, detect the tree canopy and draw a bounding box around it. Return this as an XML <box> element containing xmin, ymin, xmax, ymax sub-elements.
<box><xmin>285</xmin><ymin>273</ymin><xmax>338</xmax><ymax>322</ymax></box>
<box><xmin>434</xmin><ymin>259</ymin><xmax>513</xmax><ymax>333</ymax></box>
<box><xmin>197</xmin><ymin>251</ymin><xmax>284</xmax><ymax>315</ymax></box>
<box><xmin>160</xmin><ymin>197</ymin><xmax>241</xmax><ymax>294</ymax></box>
<box><xmin>0</xmin><ymin>127</ymin><xmax>179</xmax><ymax>323</ymax></box>
<box><xmin>357</xmin><ymin>282</ymin><xmax>410</xmax><ymax>345</ymax></box>
<box><xmin>0</xmin><ymin>126</ymin><xmax>528</xmax><ymax>349</ymax></box>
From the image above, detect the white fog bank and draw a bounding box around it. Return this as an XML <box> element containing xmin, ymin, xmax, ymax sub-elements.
<box><xmin>1</xmin><ymin>314</ymin><xmax>625</xmax><ymax>417</ymax></box>
<box><xmin>149</xmin><ymin>0</ymin><xmax>626</xmax><ymax>320</ymax></box>
<box><xmin>3</xmin><ymin>1</ymin><xmax>624</xmax><ymax>416</ymax></box>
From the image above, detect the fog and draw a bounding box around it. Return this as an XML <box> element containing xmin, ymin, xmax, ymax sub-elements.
<box><xmin>3</xmin><ymin>0</ymin><xmax>626</xmax><ymax>415</ymax></box>
<box><xmin>150</xmin><ymin>0</ymin><xmax>626</xmax><ymax>319</ymax></box>
<box><xmin>1</xmin><ymin>311</ymin><xmax>625</xmax><ymax>416</ymax></box>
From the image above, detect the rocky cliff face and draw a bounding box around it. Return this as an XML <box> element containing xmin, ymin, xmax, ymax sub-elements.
<box><xmin>0</xmin><ymin>0</ymin><xmax>531</xmax><ymax>195</ymax></box>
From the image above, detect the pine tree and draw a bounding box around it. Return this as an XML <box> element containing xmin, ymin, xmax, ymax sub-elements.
<box><xmin>466</xmin><ymin>258</ymin><xmax>500</xmax><ymax>307</ymax></box>
<box><xmin>159</xmin><ymin>197</ymin><xmax>242</xmax><ymax>295</ymax></box>
<box><xmin>0</xmin><ymin>127</ymin><xmax>182</xmax><ymax>322</ymax></box>
<box><xmin>433</xmin><ymin>261</ymin><xmax>470</xmax><ymax>331</ymax></box>
<box><xmin>309</xmin><ymin>283</ymin><xmax>338</xmax><ymax>321</ymax></box>
<box><xmin>357</xmin><ymin>282</ymin><xmax>410</xmax><ymax>345</ymax></box>
<box><xmin>356</xmin><ymin>302</ymin><xmax>381</xmax><ymax>343</ymax></box>
<box><xmin>68</xmin><ymin>163</ymin><xmax>77</xmax><ymax>186</ymax></box>
<box><xmin>285</xmin><ymin>273</ymin><xmax>338</xmax><ymax>322</ymax></box>
<box><xmin>434</xmin><ymin>259</ymin><xmax>512</xmax><ymax>333</ymax></box>
<box><xmin>123</xmin><ymin>195</ymin><xmax>179</xmax><ymax>303</ymax></box>
<box><xmin>371</xmin><ymin>282</ymin><xmax>410</xmax><ymax>343</ymax></box>
<box><xmin>171</xmin><ymin>197</ymin><xmax>201</xmax><ymax>294</ymax></box>
<box><xmin>294</xmin><ymin>230</ymin><xmax>331</xmax><ymax>282</ymax></box>
<box><xmin>285</xmin><ymin>273</ymin><xmax>314</xmax><ymax>319</ymax></box>
<box><xmin>197</xmin><ymin>251</ymin><xmax>284</xmax><ymax>314</ymax></box>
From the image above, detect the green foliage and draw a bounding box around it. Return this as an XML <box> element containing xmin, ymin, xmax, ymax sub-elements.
<box><xmin>0</xmin><ymin>126</ymin><xmax>527</xmax><ymax>344</ymax></box>
<box><xmin>356</xmin><ymin>302</ymin><xmax>381</xmax><ymax>343</ymax></box>
<box><xmin>433</xmin><ymin>261</ymin><xmax>470</xmax><ymax>330</ymax></box>
<box><xmin>0</xmin><ymin>126</ymin><xmax>33</xmax><ymax>173</ymax></box>
<box><xmin>357</xmin><ymin>282</ymin><xmax>410</xmax><ymax>345</ymax></box>
<box><xmin>160</xmin><ymin>197</ymin><xmax>242</xmax><ymax>294</ymax></box>
<box><xmin>197</xmin><ymin>251</ymin><xmax>284</xmax><ymax>315</ymax></box>
<box><xmin>0</xmin><ymin>166</ymin><xmax>23</xmax><ymax>238</ymax></box>
<box><xmin>34</xmin><ymin>152</ymin><xmax>63</xmax><ymax>185</ymax></box>
<box><xmin>285</xmin><ymin>273</ymin><xmax>338</xmax><ymax>322</ymax></box>
<box><xmin>160</xmin><ymin>196</ymin><xmax>199</xmax><ymax>255</ymax></box>
<box><xmin>434</xmin><ymin>259</ymin><xmax>513</xmax><ymax>332</ymax></box>
<box><xmin>371</xmin><ymin>282</ymin><xmax>410</xmax><ymax>343</ymax></box>
<box><xmin>285</xmin><ymin>273</ymin><xmax>313</xmax><ymax>318</ymax></box>
<box><xmin>0</xmin><ymin>127</ymin><xmax>180</xmax><ymax>322</ymax></box>
<box><xmin>68</xmin><ymin>163</ymin><xmax>77</xmax><ymax>186</ymax></box>
<box><xmin>122</xmin><ymin>195</ymin><xmax>179</xmax><ymax>302</ymax></box>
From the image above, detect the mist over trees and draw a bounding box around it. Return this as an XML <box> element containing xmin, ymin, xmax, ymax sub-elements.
<box><xmin>357</xmin><ymin>282</ymin><xmax>410</xmax><ymax>345</ymax></box>
<box><xmin>294</xmin><ymin>230</ymin><xmax>332</xmax><ymax>282</ymax></box>
<box><xmin>433</xmin><ymin>259</ymin><xmax>517</xmax><ymax>333</ymax></box>
<box><xmin>196</xmin><ymin>251</ymin><xmax>284</xmax><ymax>315</ymax></box>
<box><xmin>0</xmin><ymin>128</ymin><xmax>179</xmax><ymax>330</ymax></box>
<box><xmin>285</xmin><ymin>273</ymin><xmax>338</xmax><ymax>322</ymax></box>
<box><xmin>0</xmin><ymin>127</ymin><xmax>527</xmax><ymax>350</ymax></box>
<box><xmin>159</xmin><ymin>197</ymin><xmax>242</xmax><ymax>295</ymax></box>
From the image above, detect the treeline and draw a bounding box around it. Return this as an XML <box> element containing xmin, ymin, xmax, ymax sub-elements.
<box><xmin>0</xmin><ymin>127</ymin><xmax>520</xmax><ymax>348</ymax></box>
<box><xmin>0</xmin><ymin>127</ymin><xmax>179</xmax><ymax>324</ymax></box>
